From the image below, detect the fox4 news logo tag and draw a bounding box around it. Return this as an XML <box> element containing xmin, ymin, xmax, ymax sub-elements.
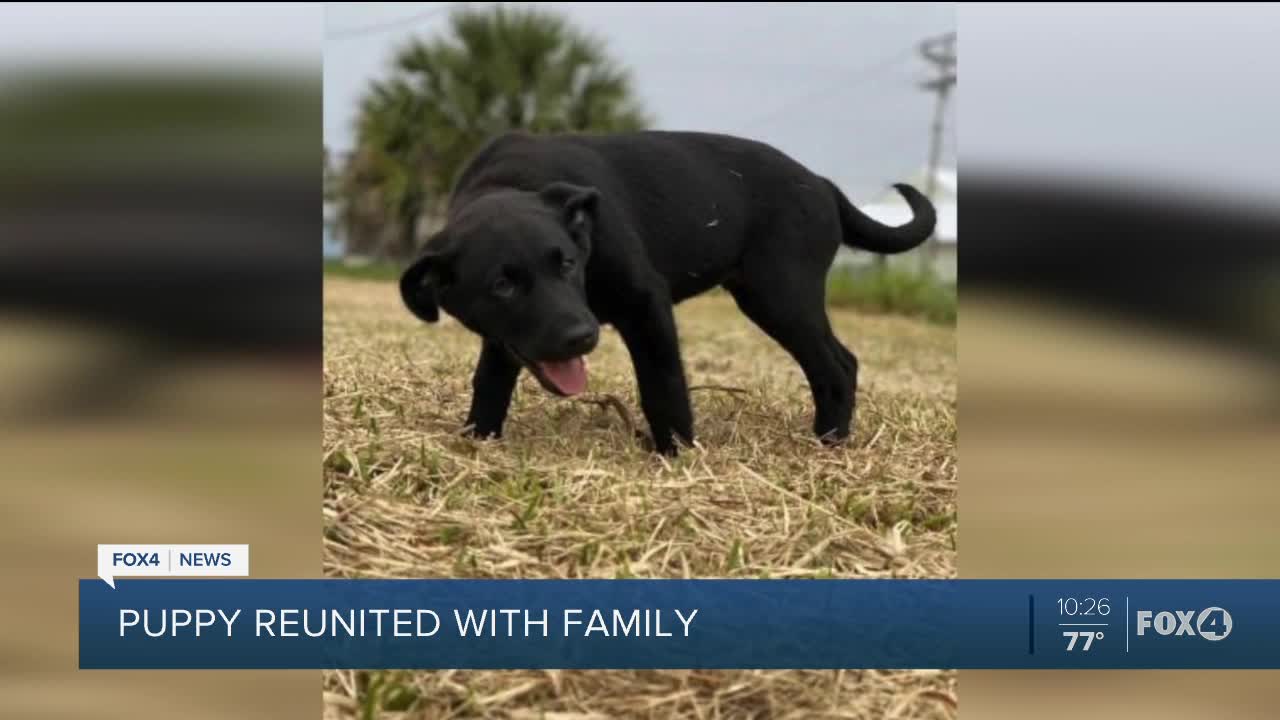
<box><xmin>1136</xmin><ymin>607</ymin><xmax>1232</xmax><ymax>641</ymax></box>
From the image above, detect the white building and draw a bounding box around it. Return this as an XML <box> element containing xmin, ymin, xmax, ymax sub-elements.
<box><xmin>833</xmin><ymin>167</ymin><xmax>957</xmax><ymax>282</ymax></box>
<box><xmin>323</xmin><ymin>200</ymin><xmax>345</xmax><ymax>260</ymax></box>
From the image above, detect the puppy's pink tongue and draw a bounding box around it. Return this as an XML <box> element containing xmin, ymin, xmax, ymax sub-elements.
<box><xmin>538</xmin><ymin>356</ymin><xmax>588</xmax><ymax>396</ymax></box>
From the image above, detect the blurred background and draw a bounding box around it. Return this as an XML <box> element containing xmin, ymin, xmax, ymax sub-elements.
<box><xmin>961</xmin><ymin>3</ymin><xmax>1280</xmax><ymax>719</ymax></box>
<box><xmin>0</xmin><ymin>3</ymin><xmax>321</xmax><ymax>719</ymax></box>
<box><xmin>324</xmin><ymin>1</ymin><xmax>958</xmax><ymax>322</ymax></box>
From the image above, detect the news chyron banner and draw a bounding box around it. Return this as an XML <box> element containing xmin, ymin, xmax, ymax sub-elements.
<box><xmin>81</xmin><ymin>546</ymin><xmax>1279</xmax><ymax>669</ymax></box>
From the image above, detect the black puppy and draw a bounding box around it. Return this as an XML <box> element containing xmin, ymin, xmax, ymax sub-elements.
<box><xmin>401</xmin><ymin>131</ymin><xmax>935</xmax><ymax>454</ymax></box>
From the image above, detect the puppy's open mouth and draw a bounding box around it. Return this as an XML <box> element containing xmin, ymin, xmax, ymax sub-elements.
<box><xmin>508</xmin><ymin>348</ymin><xmax>589</xmax><ymax>397</ymax></box>
<box><xmin>533</xmin><ymin>356</ymin><xmax>589</xmax><ymax>396</ymax></box>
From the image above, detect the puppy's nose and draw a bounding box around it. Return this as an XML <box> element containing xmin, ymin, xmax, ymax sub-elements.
<box><xmin>563</xmin><ymin>323</ymin><xmax>599</xmax><ymax>356</ymax></box>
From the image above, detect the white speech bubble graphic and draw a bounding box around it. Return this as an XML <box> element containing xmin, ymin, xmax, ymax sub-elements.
<box><xmin>97</xmin><ymin>544</ymin><xmax>248</xmax><ymax>588</ymax></box>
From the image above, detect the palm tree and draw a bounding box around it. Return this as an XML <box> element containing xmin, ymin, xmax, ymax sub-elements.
<box><xmin>345</xmin><ymin>79</ymin><xmax>433</xmax><ymax>258</ymax></box>
<box><xmin>340</xmin><ymin>5</ymin><xmax>649</xmax><ymax>259</ymax></box>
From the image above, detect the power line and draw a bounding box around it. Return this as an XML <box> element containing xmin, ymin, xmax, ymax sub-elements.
<box><xmin>916</xmin><ymin>30</ymin><xmax>956</xmax><ymax>272</ymax></box>
<box><xmin>326</xmin><ymin>3</ymin><xmax>462</xmax><ymax>41</ymax></box>
<box><xmin>739</xmin><ymin>44</ymin><xmax>919</xmax><ymax>131</ymax></box>
<box><xmin>827</xmin><ymin>121</ymin><xmax>935</xmax><ymax>197</ymax></box>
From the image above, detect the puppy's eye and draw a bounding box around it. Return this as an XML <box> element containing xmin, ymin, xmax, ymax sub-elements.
<box><xmin>560</xmin><ymin>256</ymin><xmax>576</xmax><ymax>277</ymax></box>
<box><xmin>491</xmin><ymin>276</ymin><xmax>515</xmax><ymax>299</ymax></box>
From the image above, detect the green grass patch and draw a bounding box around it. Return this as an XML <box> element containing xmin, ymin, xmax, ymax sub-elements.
<box><xmin>826</xmin><ymin>265</ymin><xmax>956</xmax><ymax>324</ymax></box>
<box><xmin>324</xmin><ymin>258</ymin><xmax>403</xmax><ymax>282</ymax></box>
<box><xmin>326</xmin><ymin>256</ymin><xmax>956</xmax><ymax>324</ymax></box>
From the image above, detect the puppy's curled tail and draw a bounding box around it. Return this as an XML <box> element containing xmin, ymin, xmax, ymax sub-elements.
<box><xmin>823</xmin><ymin>178</ymin><xmax>936</xmax><ymax>254</ymax></box>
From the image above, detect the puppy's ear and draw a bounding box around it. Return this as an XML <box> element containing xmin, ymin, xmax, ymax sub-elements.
<box><xmin>539</xmin><ymin>182</ymin><xmax>600</xmax><ymax>248</ymax></box>
<box><xmin>400</xmin><ymin>248</ymin><xmax>452</xmax><ymax>324</ymax></box>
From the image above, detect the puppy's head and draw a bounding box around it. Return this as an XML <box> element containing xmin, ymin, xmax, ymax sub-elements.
<box><xmin>401</xmin><ymin>182</ymin><xmax>601</xmax><ymax>396</ymax></box>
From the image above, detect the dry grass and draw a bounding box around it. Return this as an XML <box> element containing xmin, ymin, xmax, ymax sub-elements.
<box><xmin>322</xmin><ymin>276</ymin><xmax>957</xmax><ymax>719</ymax></box>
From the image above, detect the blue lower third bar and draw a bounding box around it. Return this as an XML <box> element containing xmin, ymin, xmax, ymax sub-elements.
<box><xmin>78</xmin><ymin>579</ymin><xmax>1280</xmax><ymax>669</ymax></box>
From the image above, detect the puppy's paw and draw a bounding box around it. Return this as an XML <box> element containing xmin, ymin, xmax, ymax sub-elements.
<box><xmin>633</xmin><ymin>429</ymin><xmax>657</xmax><ymax>453</ymax></box>
<box><xmin>817</xmin><ymin>428</ymin><xmax>850</xmax><ymax>447</ymax></box>
<box><xmin>461</xmin><ymin>423</ymin><xmax>502</xmax><ymax>440</ymax></box>
<box><xmin>640</xmin><ymin>430</ymin><xmax>689</xmax><ymax>457</ymax></box>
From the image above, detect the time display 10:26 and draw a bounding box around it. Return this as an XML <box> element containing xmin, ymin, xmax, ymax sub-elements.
<box><xmin>1057</xmin><ymin>597</ymin><xmax>1111</xmax><ymax>616</ymax></box>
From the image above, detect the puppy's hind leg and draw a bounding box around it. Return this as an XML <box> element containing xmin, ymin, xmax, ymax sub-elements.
<box><xmin>828</xmin><ymin>334</ymin><xmax>859</xmax><ymax>409</ymax></box>
<box><xmin>728</xmin><ymin>280</ymin><xmax>855</xmax><ymax>443</ymax></box>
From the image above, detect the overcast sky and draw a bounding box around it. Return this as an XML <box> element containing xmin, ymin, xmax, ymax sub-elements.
<box><xmin>0</xmin><ymin>3</ymin><xmax>318</xmax><ymax>68</ymax></box>
<box><xmin>325</xmin><ymin>2</ymin><xmax>956</xmax><ymax>200</ymax></box>
<box><xmin>7</xmin><ymin>4</ymin><xmax>1276</xmax><ymax>202</ymax></box>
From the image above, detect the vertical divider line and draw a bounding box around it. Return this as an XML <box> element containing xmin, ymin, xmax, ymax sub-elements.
<box><xmin>1029</xmin><ymin>594</ymin><xmax>1035</xmax><ymax>655</ymax></box>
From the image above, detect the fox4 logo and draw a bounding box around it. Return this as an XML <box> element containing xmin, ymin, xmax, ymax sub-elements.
<box><xmin>1136</xmin><ymin>607</ymin><xmax>1232</xmax><ymax>641</ymax></box>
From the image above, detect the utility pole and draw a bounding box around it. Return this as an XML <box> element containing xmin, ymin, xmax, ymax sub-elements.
<box><xmin>917</xmin><ymin>31</ymin><xmax>956</xmax><ymax>275</ymax></box>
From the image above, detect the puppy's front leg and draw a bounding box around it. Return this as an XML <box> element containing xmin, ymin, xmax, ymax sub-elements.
<box><xmin>614</xmin><ymin>288</ymin><xmax>694</xmax><ymax>455</ymax></box>
<box><xmin>464</xmin><ymin>339</ymin><xmax>521</xmax><ymax>438</ymax></box>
